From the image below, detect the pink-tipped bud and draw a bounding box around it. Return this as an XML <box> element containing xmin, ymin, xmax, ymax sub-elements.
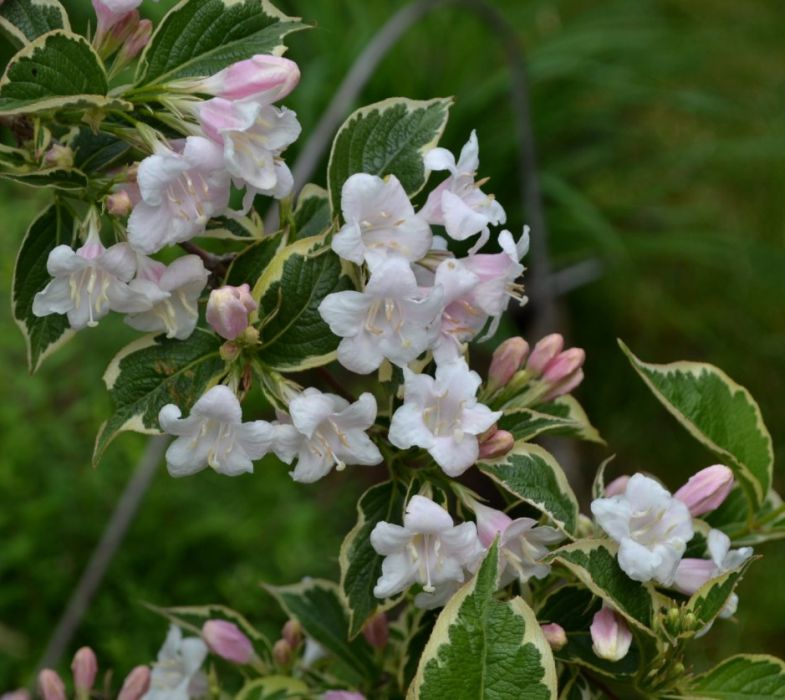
<box><xmin>107</xmin><ymin>190</ymin><xmax>133</xmax><ymax>217</ymax></box>
<box><xmin>93</xmin><ymin>0</ymin><xmax>142</xmax><ymax>36</ymax></box>
<box><xmin>605</xmin><ymin>475</ymin><xmax>630</xmax><ymax>498</ymax></box>
<box><xmin>44</xmin><ymin>144</ymin><xmax>74</xmax><ymax>169</ymax></box>
<box><xmin>206</xmin><ymin>284</ymin><xmax>258</xmax><ymax>341</ymax></box>
<box><xmin>487</xmin><ymin>337</ymin><xmax>529</xmax><ymax>393</ymax></box>
<box><xmin>361</xmin><ymin>612</ymin><xmax>389</xmax><ymax>650</ymax></box>
<box><xmin>2</xmin><ymin>690</ymin><xmax>31</xmax><ymax>700</ymax></box>
<box><xmin>674</xmin><ymin>464</ymin><xmax>734</xmax><ymax>517</ymax></box>
<box><xmin>526</xmin><ymin>334</ymin><xmax>564</xmax><ymax>375</ymax></box>
<box><xmin>478</xmin><ymin>429</ymin><xmax>515</xmax><ymax>460</ymax></box>
<box><xmin>542</xmin><ymin>348</ymin><xmax>585</xmax><ymax>384</ymax></box>
<box><xmin>282</xmin><ymin>619</ymin><xmax>303</xmax><ymax>648</ymax></box>
<box><xmin>202</xmin><ymin>619</ymin><xmax>254</xmax><ymax>665</ymax></box>
<box><xmin>37</xmin><ymin>670</ymin><xmax>65</xmax><ymax>700</ymax></box>
<box><xmin>196</xmin><ymin>55</ymin><xmax>300</xmax><ymax>103</ymax></box>
<box><xmin>542</xmin><ymin>368</ymin><xmax>584</xmax><ymax>402</ymax></box>
<box><xmin>540</xmin><ymin>623</ymin><xmax>567</xmax><ymax>651</ymax></box>
<box><xmin>117</xmin><ymin>19</ymin><xmax>152</xmax><ymax>62</ymax></box>
<box><xmin>323</xmin><ymin>693</ymin><xmax>366</xmax><ymax>700</ymax></box>
<box><xmin>472</xmin><ymin>501</ymin><xmax>513</xmax><ymax>549</ymax></box>
<box><xmin>117</xmin><ymin>666</ymin><xmax>150</xmax><ymax>700</ymax></box>
<box><xmin>72</xmin><ymin>647</ymin><xmax>98</xmax><ymax>693</ymax></box>
<box><xmin>273</xmin><ymin>638</ymin><xmax>293</xmax><ymax>666</ymax></box>
<box><xmin>590</xmin><ymin>607</ymin><xmax>632</xmax><ymax>662</ymax></box>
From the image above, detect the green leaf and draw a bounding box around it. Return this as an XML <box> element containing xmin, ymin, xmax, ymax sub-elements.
<box><xmin>72</xmin><ymin>129</ymin><xmax>130</xmax><ymax>172</ymax></box>
<box><xmin>327</xmin><ymin>97</ymin><xmax>452</xmax><ymax>215</ymax></box>
<box><xmin>0</xmin><ymin>31</ymin><xmax>127</xmax><ymax>116</ymax></box>
<box><xmin>253</xmin><ymin>236</ymin><xmax>352</xmax><ymax>372</ymax></box>
<box><xmin>0</xmin><ymin>166</ymin><xmax>88</xmax><ymax>191</ymax></box>
<box><xmin>548</xmin><ymin>540</ymin><xmax>658</xmax><ymax>634</ymax></box>
<box><xmin>408</xmin><ymin>542</ymin><xmax>557</xmax><ymax>700</ymax></box>
<box><xmin>237</xmin><ymin>677</ymin><xmax>308</xmax><ymax>700</ymax></box>
<box><xmin>497</xmin><ymin>407</ymin><xmax>587</xmax><ymax>443</ymax></box>
<box><xmin>340</xmin><ymin>480</ymin><xmax>407</xmax><ymax>638</ymax></box>
<box><xmin>536</xmin><ymin>395</ymin><xmax>604</xmax><ymax>444</ymax></box>
<box><xmin>12</xmin><ymin>201</ymin><xmax>75</xmax><ymax>372</ymax></box>
<box><xmin>225</xmin><ymin>232</ymin><xmax>285</xmax><ymax>287</ymax></box>
<box><xmin>0</xmin><ymin>0</ymin><xmax>69</xmax><ymax>46</ymax></box>
<box><xmin>620</xmin><ymin>340</ymin><xmax>774</xmax><ymax>509</ymax></box>
<box><xmin>93</xmin><ymin>330</ymin><xmax>226</xmax><ymax>465</ymax></box>
<box><xmin>206</xmin><ymin>214</ymin><xmax>263</xmax><ymax>241</ymax></box>
<box><xmin>136</xmin><ymin>0</ymin><xmax>306</xmax><ymax>86</ymax></box>
<box><xmin>704</xmin><ymin>488</ymin><xmax>785</xmax><ymax>546</ymax></box>
<box><xmin>680</xmin><ymin>557</ymin><xmax>755</xmax><ymax>637</ymax></box>
<box><xmin>292</xmin><ymin>183</ymin><xmax>331</xmax><ymax>240</ymax></box>
<box><xmin>264</xmin><ymin>579</ymin><xmax>375</xmax><ymax>683</ymax></box>
<box><xmin>683</xmin><ymin>655</ymin><xmax>785</xmax><ymax>699</ymax></box>
<box><xmin>479</xmin><ymin>441</ymin><xmax>580</xmax><ymax>535</ymax></box>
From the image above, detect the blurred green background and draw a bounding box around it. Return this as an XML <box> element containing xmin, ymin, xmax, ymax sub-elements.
<box><xmin>1</xmin><ymin>0</ymin><xmax>784</xmax><ymax>686</ymax></box>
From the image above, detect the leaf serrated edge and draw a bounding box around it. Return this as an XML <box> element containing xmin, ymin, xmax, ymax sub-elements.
<box><xmin>618</xmin><ymin>339</ymin><xmax>773</xmax><ymax>509</ymax></box>
<box><xmin>679</xmin><ymin>654</ymin><xmax>785</xmax><ymax>699</ymax></box>
<box><xmin>0</xmin><ymin>0</ymin><xmax>70</xmax><ymax>46</ymax></box>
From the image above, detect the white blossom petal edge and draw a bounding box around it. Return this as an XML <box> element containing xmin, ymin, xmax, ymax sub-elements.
<box><xmin>142</xmin><ymin>625</ymin><xmax>207</xmax><ymax>700</ymax></box>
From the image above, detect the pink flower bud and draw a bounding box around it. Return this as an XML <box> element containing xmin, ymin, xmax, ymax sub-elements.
<box><xmin>107</xmin><ymin>190</ymin><xmax>133</xmax><ymax>217</ymax></box>
<box><xmin>117</xmin><ymin>666</ymin><xmax>150</xmax><ymax>700</ymax></box>
<box><xmin>487</xmin><ymin>337</ymin><xmax>529</xmax><ymax>393</ymax></box>
<box><xmin>542</xmin><ymin>348</ymin><xmax>585</xmax><ymax>384</ymax></box>
<box><xmin>44</xmin><ymin>144</ymin><xmax>74</xmax><ymax>169</ymax></box>
<box><xmin>197</xmin><ymin>55</ymin><xmax>300</xmax><ymax>103</ymax></box>
<box><xmin>604</xmin><ymin>475</ymin><xmax>630</xmax><ymax>498</ymax></box>
<box><xmin>478</xmin><ymin>429</ymin><xmax>515</xmax><ymax>460</ymax></box>
<box><xmin>361</xmin><ymin>612</ymin><xmax>389</xmax><ymax>650</ymax></box>
<box><xmin>273</xmin><ymin>638</ymin><xmax>293</xmax><ymax>666</ymax></box>
<box><xmin>674</xmin><ymin>465</ymin><xmax>735</xmax><ymax>517</ymax></box>
<box><xmin>117</xmin><ymin>19</ymin><xmax>152</xmax><ymax>62</ymax></box>
<box><xmin>540</xmin><ymin>623</ymin><xmax>567</xmax><ymax>651</ymax></box>
<box><xmin>542</xmin><ymin>368</ymin><xmax>584</xmax><ymax>402</ymax></box>
<box><xmin>71</xmin><ymin>647</ymin><xmax>98</xmax><ymax>692</ymax></box>
<box><xmin>526</xmin><ymin>334</ymin><xmax>564</xmax><ymax>375</ymax></box>
<box><xmin>92</xmin><ymin>0</ymin><xmax>142</xmax><ymax>35</ymax></box>
<box><xmin>323</xmin><ymin>693</ymin><xmax>366</xmax><ymax>700</ymax></box>
<box><xmin>282</xmin><ymin>619</ymin><xmax>303</xmax><ymax>648</ymax></box>
<box><xmin>590</xmin><ymin>607</ymin><xmax>632</xmax><ymax>661</ymax></box>
<box><xmin>1</xmin><ymin>690</ymin><xmax>30</xmax><ymax>700</ymax></box>
<box><xmin>473</xmin><ymin>501</ymin><xmax>513</xmax><ymax>548</ymax></box>
<box><xmin>202</xmin><ymin>619</ymin><xmax>254</xmax><ymax>665</ymax></box>
<box><xmin>206</xmin><ymin>284</ymin><xmax>258</xmax><ymax>340</ymax></box>
<box><xmin>37</xmin><ymin>670</ymin><xmax>65</xmax><ymax>700</ymax></box>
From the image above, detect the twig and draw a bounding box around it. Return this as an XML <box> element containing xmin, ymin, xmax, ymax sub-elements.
<box><xmin>178</xmin><ymin>240</ymin><xmax>235</xmax><ymax>277</ymax></box>
<box><xmin>35</xmin><ymin>436</ymin><xmax>169</xmax><ymax>676</ymax></box>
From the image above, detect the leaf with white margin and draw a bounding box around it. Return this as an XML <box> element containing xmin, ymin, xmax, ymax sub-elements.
<box><xmin>340</xmin><ymin>480</ymin><xmax>407</xmax><ymax>638</ymax></box>
<box><xmin>292</xmin><ymin>183</ymin><xmax>331</xmax><ymax>240</ymax></box>
<box><xmin>93</xmin><ymin>330</ymin><xmax>226</xmax><ymax>466</ymax></box>
<box><xmin>680</xmin><ymin>655</ymin><xmax>785</xmax><ymax>699</ymax></box>
<box><xmin>136</xmin><ymin>0</ymin><xmax>306</xmax><ymax>86</ymax></box>
<box><xmin>496</xmin><ymin>407</ymin><xmax>584</xmax><ymax>443</ymax></box>
<box><xmin>0</xmin><ymin>0</ymin><xmax>69</xmax><ymax>46</ymax></box>
<box><xmin>408</xmin><ymin>541</ymin><xmax>557</xmax><ymax>699</ymax></box>
<box><xmin>0</xmin><ymin>31</ymin><xmax>129</xmax><ymax>116</ymax></box>
<box><xmin>236</xmin><ymin>677</ymin><xmax>308</xmax><ymax>700</ymax></box>
<box><xmin>327</xmin><ymin>97</ymin><xmax>452</xmax><ymax>215</ymax></box>
<box><xmin>12</xmin><ymin>201</ymin><xmax>76</xmax><ymax>372</ymax></box>
<box><xmin>252</xmin><ymin>234</ymin><xmax>353</xmax><ymax>372</ymax></box>
<box><xmin>536</xmin><ymin>395</ymin><xmax>604</xmax><ymax>444</ymax></box>
<box><xmin>479</xmin><ymin>441</ymin><xmax>580</xmax><ymax>535</ymax></box>
<box><xmin>548</xmin><ymin>540</ymin><xmax>660</xmax><ymax>635</ymax></box>
<box><xmin>620</xmin><ymin>340</ymin><xmax>773</xmax><ymax>510</ymax></box>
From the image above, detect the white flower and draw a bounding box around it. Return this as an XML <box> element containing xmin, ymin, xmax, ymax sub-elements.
<box><xmin>128</xmin><ymin>137</ymin><xmax>231</xmax><ymax>254</ymax></box>
<box><xmin>198</xmin><ymin>98</ymin><xmax>300</xmax><ymax>210</ymax></box>
<box><xmin>389</xmin><ymin>360</ymin><xmax>501</xmax><ymax>477</ymax></box>
<box><xmin>32</xmin><ymin>222</ymin><xmax>149</xmax><ymax>329</ymax></box>
<box><xmin>318</xmin><ymin>257</ymin><xmax>444</xmax><ymax>374</ymax></box>
<box><xmin>591</xmin><ymin>473</ymin><xmax>694</xmax><ymax>585</ymax></box>
<box><xmin>142</xmin><ymin>625</ymin><xmax>207</xmax><ymax>700</ymax></box>
<box><xmin>420</xmin><ymin>130</ymin><xmax>506</xmax><ymax>250</ymax></box>
<box><xmin>370</xmin><ymin>495</ymin><xmax>483</xmax><ymax>598</ymax></box>
<box><xmin>159</xmin><ymin>385</ymin><xmax>276</xmax><ymax>477</ymax></box>
<box><xmin>276</xmin><ymin>389</ymin><xmax>382</xmax><ymax>483</ymax></box>
<box><xmin>332</xmin><ymin>173</ymin><xmax>432</xmax><ymax>269</ymax></box>
<box><xmin>674</xmin><ymin>529</ymin><xmax>752</xmax><ymax>618</ymax></box>
<box><xmin>125</xmin><ymin>255</ymin><xmax>208</xmax><ymax>340</ymax></box>
<box><xmin>473</xmin><ymin>502</ymin><xmax>564</xmax><ymax>586</ymax></box>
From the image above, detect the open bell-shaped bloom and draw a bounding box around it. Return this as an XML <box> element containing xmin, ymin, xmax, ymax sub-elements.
<box><xmin>591</xmin><ymin>473</ymin><xmax>694</xmax><ymax>585</ymax></box>
<box><xmin>389</xmin><ymin>360</ymin><xmax>501</xmax><ymax>477</ymax></box>
<box><xmin>332</xmin><ymin>173</ymin><xmax>432</xmax><ymax>269</ymax></box>
<box><xmin>143</xmin><ymin>625</ymin><xmax>207</xmax><ymax>700</ymax></box>
<box><xmin>33</xmin><ymin>221</ymin><xmax>149</xmax><ymax>329</ymax></box>
<box><xmin>370</xmin><ymin>495</ymin><xmax>483</xmax><ymax>598</ymax></box>
<box><xmin>198</xmin><ymin>98</ymin><xmax>300</xmax><ymax>208</ymax></box>
<box><xmin>159</xmin><ymin>385</ymin><xmax>277</xmax><ymax>477</ymax></box>
<box><xmin>125</xmin><ymin>255</ymin><xmax>208</xmax><ymax>339</ymax></box>
<box><xmin>318</xmin><ymin>257</ymin><xmax>444</xmax><ymax>374</ymax></box>
<box><xmin>276</xmin><ymin>389</ymin><xmax>382</xmax><ymax>483</ymax></box>
<box><xmin>674</xmin><ymin>529</ymin><xmax>752</xmax><ymax>618</ymax></box>
<box><xmin>420</xmin><ymin>130</ymin><xmax>506</xmax><ymax>250</ymax></box>
<box><xmin>473</xmin><ymin>502</ymin><xmax>564</xmax><ymax>586</ymax></box>
<box><xmin>128</xmin><ymin>137</ymin><xmax>231</xmax><ymax>254</ymax></box>
<box><xmin>590</xmin><ymin>606</ymin><xmax>632</xmax><ymax>662</ymax></box>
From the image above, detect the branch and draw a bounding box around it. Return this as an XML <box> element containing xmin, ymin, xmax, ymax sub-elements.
<box><xmin>178</xmin><ymin>240</ymin><xmax>235</xmax><ymax>278</ymax></box>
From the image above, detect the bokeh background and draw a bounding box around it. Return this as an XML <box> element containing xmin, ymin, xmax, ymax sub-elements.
<box><xmin>1</xmin><ymin>0</ymin><xmax>783</xmax><ymax>686</ymax></box>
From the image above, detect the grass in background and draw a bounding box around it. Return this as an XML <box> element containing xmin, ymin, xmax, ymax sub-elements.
<box><xmin>1</xmin><ymin>0</ymin><xmax>783</xmax><ymax>685</ymax></box>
